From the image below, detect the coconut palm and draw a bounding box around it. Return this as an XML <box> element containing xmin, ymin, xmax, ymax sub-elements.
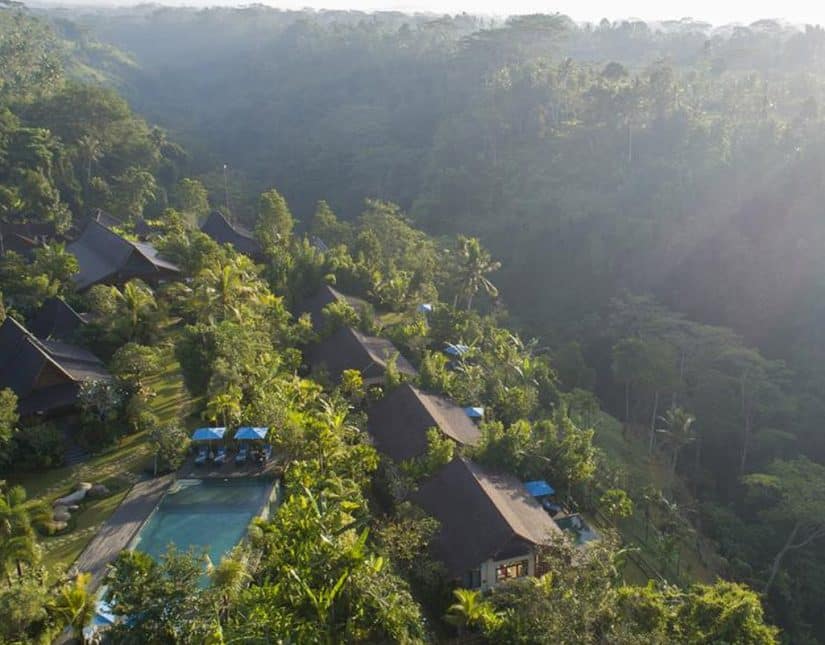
<box><xmin>76</xmin><ymin>135</ymin><xmax>102</xmax><ymax>195</ymax></box>
<box><xmin>195</xmin><ymin>260</ymin><xmax>261</xmax><ymax>324</ymax></box>
<box><xmin>51</xmin><ymin>572</ymin><xmax>96</xmax><ymax>644</ymax></box>
<box><xmin>657</xmin><ymin>406</ymin><xmax>697</xmax><ymax>479</ymax></box>
<box><xmin>204</xmin><ymin>386</ymin><xmax>243</xmax><ymax>429</ymax></box>
<box><xmin>114</xmin><ymin>280</ymin><xmax>157</xmax><ymax>342</ymax></box>
<box><xmin>0</xmin><ymin>482</ymin><xmax>48</xmax><ymax>580</ymax></box>
<box><xmin>455</xmin><ymin>236</ymin><xmax>501</xmax><ymax>310</ymax></box>
<box><xmin>208</xmin><ymin>547</ymin><xmax>250</xmax><ymax>622</ymax></box>
<box><xmin>310</xmin><ymin>398</ymin><xmax>360</xmax><ymax>478</ymax></box>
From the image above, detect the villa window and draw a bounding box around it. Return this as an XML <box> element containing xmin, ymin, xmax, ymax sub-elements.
<box><xmin>495</xmin><ymin>559</ymin><xmax>529</xmax><ymax>582</ymax></box>
<box><xmin>464</xmin><ymin>567</ymin><xmax>482</xmax><ymax>589</ymax></box>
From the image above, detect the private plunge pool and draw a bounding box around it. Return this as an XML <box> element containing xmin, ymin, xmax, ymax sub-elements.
<box><xmin>131</xmin><ymin>478</ymin><xmax>278</xmax><ymax>564</ymax></box>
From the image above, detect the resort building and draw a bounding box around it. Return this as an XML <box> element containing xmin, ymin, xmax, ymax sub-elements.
<box><xmin>294</xmin><ymin>284</ymin><xmax>369</xmax><ymax>332</ymax></box>
<box><xmin>306</xmin><ymin>326</ymin><xmax>417</xmax><ymax>386</ymax></box>
<box><xmin>367</xmin><ymin>383</ymin><xmax>481</xmax><ymax>462</ymax></box>
<box><xmin>73</xmin><ymin>209</ymin><xmax>160</xmax><ymax>242</ymax></box>
<box><xmin>412</xmin><ymin>457</ymin><xmax>562</xmax><ymax>591</ymax></box>
<box><xmin>0</xmin><ymin>221</ymin><xmax>55</xmax><ymax>257</ymax></box>
<box><xmin>67</xmin><ymin>219</ymin><xmax>180</xmax><ymax>291</ymax></box>
<box><xmin>0</xmin><ymin>317</ymin><xmax>110</xmax><ymax>418</ymax></box>
<box><xmin>28</xmin><ymin>297</ymin><xmax>89</xmax><ymax>341</ymax></box>
<box><xmin>200</xmin><ymin>211</ymin><xmax>263</xmax><ymax>260</ymax></box>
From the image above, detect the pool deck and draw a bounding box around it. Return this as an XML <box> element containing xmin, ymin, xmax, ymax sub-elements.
<box><xmin>177</xmin><ymin>454</ymin><xmax>284</xmax><ymax>479</ymax></box>
<box><xmin>70</xmin><ymin>475</ymin><xmax>173</xmax><ymax>590</ymax></box>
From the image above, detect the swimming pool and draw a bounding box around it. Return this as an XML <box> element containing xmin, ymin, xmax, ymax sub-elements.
<box><xmin>131</xmin><ymin>478</ymin><xmax>276</xmax><ymax>564</ymax></box>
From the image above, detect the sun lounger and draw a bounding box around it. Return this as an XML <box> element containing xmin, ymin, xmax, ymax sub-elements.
<box><xmin>235</xmin><ymin>444</ymin><xmax>248</xmax><ymax>464</ymax></box>
<box><xmin>263</xmin><ymin>444</ymin><xmax>272</xmax><ymax>461</ymax></box>
<box><xmin>194</xmin><ymin>446</ymin><xmax>208</xmax><ymax>466</ymax></box>
<box><xmin>213</xmin><ymin>447</ymin><xmax>227</xmax><ymax>465</ymax></box>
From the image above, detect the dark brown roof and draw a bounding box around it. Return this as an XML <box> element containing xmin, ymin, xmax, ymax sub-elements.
<box><xmin>0</xmin><ymin>221</ymin><xmax>55</xmax><ymax>256</ymax></box>
<box><xmin>28</xmin><ymin>297</ymin><xmax>88</xmax><ymax>340</ymax></box>
<box><xmin>90</xmin><ymin>209</ymin><xmax>126</xmax><ymax>231</ymax></box>
<box><xmin>411</xmin><ymin>458</ymin><xmax>561</xmax><ymax>577</ymax></box>
<box><xmin>295</xmin><ymin>284</ymin><xmax>344</xmax><ymax>329</ymax></box>
<box><xmin>200</xmin><ymin>211</ymin><xmax>262</xmax><ymax>258</ymax></box>
<box><xmin>367</xmin><ymin>383</ymin><xmax>481</xmax><ymax>462</ymax></box>
<box><xmin>306</xmin><ymin>326</ymin><xmax>417</xmax><ymax>384</ymax></box>
<box><xmin>88</xmin><ymin>209</ymin><xmax>157</xmax><ymax>240</ymax></box>
<box><xmin>67</xmin><ymin>220</ymin><xmax>180</xmax><ymax>290</ymax></box>
<box><xmin>0</xmin><ymin>317</ymin><xmax>109</xmax><ymax>415</ymax></box>
<box><xmin>294</xmin><ymin>284</ymin><xmax>365</xmax><ymax>332</ymax></box>
<box><xmin>39</xmin><ymin>340</ymin><xmax>110</xmax><ymax>382</ymax></box>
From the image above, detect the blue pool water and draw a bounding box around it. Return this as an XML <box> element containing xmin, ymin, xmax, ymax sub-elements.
<box><xmin>132</xmin><ymin>478</ymin><xmax>274</xmax><ymax>564</ymax></box>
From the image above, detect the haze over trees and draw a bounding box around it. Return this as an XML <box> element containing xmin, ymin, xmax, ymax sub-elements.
<box><xmin>1</xmin><ymin>2</ymin><xmax>824</xmax><ymax>642</ymax></box>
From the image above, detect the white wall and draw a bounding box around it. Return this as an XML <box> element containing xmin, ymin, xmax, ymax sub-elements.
<box><xmin>476</xmin><ymin>549</ymin><xmax>536</xmax><ymax>591</ymax></box>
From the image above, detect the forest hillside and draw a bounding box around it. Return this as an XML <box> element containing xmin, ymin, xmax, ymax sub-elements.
<box><xmin>2</xmin><ymin>4</ymin><xmax>825</xmax><ymax>643</ymax></box>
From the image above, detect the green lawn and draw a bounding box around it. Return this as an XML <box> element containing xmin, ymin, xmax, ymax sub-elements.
<box><xmin>13</xmin><ymin>346</ymin><xmax>193</xmax><ymax>579</ymax></box>
<box><xmin>40</xmin><ymin>485</ymin><xmax>130</xmax><ymax>581</ymax></box>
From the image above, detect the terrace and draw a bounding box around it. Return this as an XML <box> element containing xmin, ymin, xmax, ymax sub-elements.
<box><xmin>178</xmin><ymin>426</ymin><xmax>285</xmax><ymax>478</ymax></box>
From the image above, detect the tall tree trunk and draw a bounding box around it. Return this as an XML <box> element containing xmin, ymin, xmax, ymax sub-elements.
<box><xmin>693</xmin><ymin>433</ymin><xmax>702</xmax><ymax>493</ymax></box>
<box><xmin>624</xmin><ymin>381</ymin><xmax>631</xmax><ymax>424</ymax></box>
<box><xmin>648</xmin><ymin>390</ymin><xmax>659</xmax><ymax>455</ymax></box>
<box><xmin>673</xmin><ymin>349</ymin><xmax>686</xmax><ymax>408</ymax></box>
<box><xmin>764</xmin><ymin>521</ymin><xmax>800</xmax><ymax>594</ymax></box>
<box><xmin>739</xmin><ymin>375</ymin><xmax>751</xmax><ymax>475</ymax></box>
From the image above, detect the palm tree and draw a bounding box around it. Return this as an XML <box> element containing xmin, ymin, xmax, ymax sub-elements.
<box><xmin>208</xmin><ymin>549</ymin><xmax>250</xmax><ymax>621</ymax></box>
<box><xmin>114</xmin><ymin>280</ymin><xmax>157</xmax><ymax>341</ymax></box>
<box><xmin>205</xmin><ymin>386</ymin><xmax>243</xmax><ymax>429</ymax></box>
<box><xmin>0</xmin><ymin>482</ymin><xmax>48</xmax><ymax>580</ymax></box>
<box><xmin>76</xmin><ymin>135</ymin><xmax>102</xmax><ymax>198</ymax></box>
<box><xmin>195</xmin><ymin>261</ymin><xmax>260</xmax><ymax>324</ymax></box>
<box><xmin>455</xmin><ymin>236</ymin><xmax>501</xmax><ymax>310</ymax></box>
<box><xmin>312</xmin><ymin>398</ymin><xmax>358</xmax><ymax>478</ymax></box>
<box><xmin>51</xmin><ymin>572</ymin><xmax>96</xmax><ymax>644</ymax></box>
<box><xmin>656</xmin><ymin>407</ymin><xmax>696</xmax><ymax>480</ymax></box>
<box><xmin>445</xmin><ymin>588</ymin><xmax>499</xmax><ymax>636</ymax></box>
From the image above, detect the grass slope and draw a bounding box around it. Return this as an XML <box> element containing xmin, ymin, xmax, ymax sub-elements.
<box><xmin>13</xmin><ymin>346</ymin><xmax>192</xmax><ymax>580</ymax></box>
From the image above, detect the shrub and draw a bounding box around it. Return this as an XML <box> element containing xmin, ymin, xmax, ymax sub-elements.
<box><xmin>11</xmin><ymin>423</ymin><xmax>64</xmax><ymax>470</ymax></box>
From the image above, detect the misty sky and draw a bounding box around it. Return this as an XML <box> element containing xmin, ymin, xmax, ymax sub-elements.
<box><xmin>45</xmin><ymin>0</ymin><xmax>825</xmax><ymax>26</ymax></box>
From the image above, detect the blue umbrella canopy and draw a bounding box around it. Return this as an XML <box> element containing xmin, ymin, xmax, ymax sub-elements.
<box><xmin>524</xmin><ymin>480</ymin><xmax>556</xmax><ymax>498</ymax></box>
<box><xmin>192</xmin><ymin>427</ymin><xmax>226</xmax><ymax>441</ymax></box>
<box><xmin>444</xmin><ymin>343</ymin><xmax>470</xmax><ymax>357</ymax></box>
<box><xmin>464</xmin><ymin>406</ymin><xmax>484</xmax><ymax>419</ymax></box>
<box><xmin>234</xmin><ymin>426</ymin><xmax>269</xmax><ymax>441</ymax></box>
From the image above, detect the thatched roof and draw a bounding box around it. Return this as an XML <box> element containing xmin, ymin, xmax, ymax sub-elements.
<box><xmin>306</xmin><ymin>326</ymin><xmax>416</xmax><ymax>384</ymax></box>
<box><xmin>0</xmin><ymin>221</ymin><xmax>55</xmax><ymax>257</ymax></box>
<box><xmin>200</xmin><ymin>211</ymin><xmax>262</xmax><ymax>258</ymax></box>
<box><xmin>0</xmin><ymin>317</ymin><xmax>109</xmax><ymax>415</ymax></box>
<box><xmin>294</xmin><ymin>284</ymin><xmax>367</xmax><ymax>332</ymax></box>
<box><xmin>28</xmin><ymin>297</ymin><xmax>88</xmax><ymax>340</ymax></box>
<box><xmin>67</xmin><ymin>220</ymin><xmax>180</xmax><ymax>290</ymax></box>
<box><xmin>367</xmin><ymin>383</ymin><xmax>481</xmax><ymax>462</ymax></box>
<box><xmin>412</xmin><ymin>458</ymin><xmax>561</xmax><ymax>577</ymax></box>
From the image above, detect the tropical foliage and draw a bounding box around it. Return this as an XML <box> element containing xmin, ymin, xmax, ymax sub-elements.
<box><xmin>0</xmin><ymin>5</ymin><xmax>813</xmax><ymax>642</ymax></box>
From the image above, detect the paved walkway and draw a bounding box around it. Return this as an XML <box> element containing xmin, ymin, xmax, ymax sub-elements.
<box><xmin>71</xmin><ymin>475</ymin><xmax>173</xmax><ymax>590</ymax></box>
